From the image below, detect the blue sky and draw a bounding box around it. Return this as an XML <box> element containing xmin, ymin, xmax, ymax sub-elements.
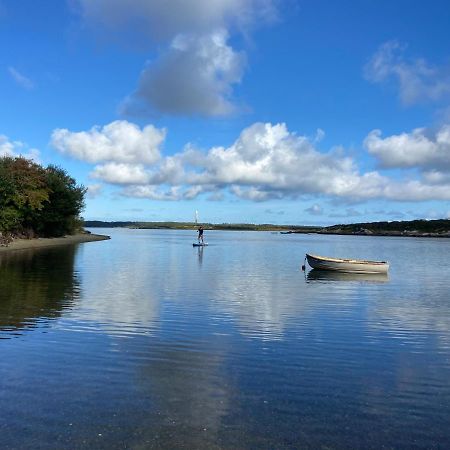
<box><xmin>1</xmin><ymin>0</ymin><xmax>450</xmax><ymax>225</ymax></box>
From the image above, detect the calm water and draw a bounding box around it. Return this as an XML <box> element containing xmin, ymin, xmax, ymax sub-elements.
<box><xmin>1</xmin><ymin>229</ymin><xmax>449</xmax><ymax>449</ymax></box>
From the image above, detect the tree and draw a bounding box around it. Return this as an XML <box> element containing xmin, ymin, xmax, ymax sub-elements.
<box><xmin>35</xmin><ymin>165</ymin><xmax>87</xmax><ymax>237</ymax></box>
<box><xmin>0</xmin><ymin>157</ymin><xmax>86</xmax><ymax>237</ymax></box>
<box><xmin>0</xmin><ymin>157</ymin><xmax>49</xmax><ymax>234</ymax></box>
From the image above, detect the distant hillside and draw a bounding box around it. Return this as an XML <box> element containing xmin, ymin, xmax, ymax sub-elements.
<box><xmin>84</xmin><ymin>218</ymin><xmax>450</xmax><ymax>237</ymax></box>
<box><xmin>83</xmin><ymin>221</ymin><xmax>320</xmax><ymax>232</ymax></box>
<box><xmin>84</xmin><ymin>221</ymin><xmax>135</xmax><ymax>228</ymax></box>
<box><xmin>321</xmin><ymin>219</ymin><xmax>450</xmax><ymax>237</ymax></box>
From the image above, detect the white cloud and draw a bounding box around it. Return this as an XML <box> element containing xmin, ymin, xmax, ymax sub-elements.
<box><xmin>56</xmin><ymin>120</ymin><xmax>450</xmax><ymax>204</ymax></box>
<box><xmin>313</xmin><ymin>128</ymin><xmax>325</xmax><ymax>144</ymax></box>
<box><xmin>122</xmin><ymin>185</ymin><xmax>183</xmax><ymax>201</ymax></box>
<box><xmin>380</xmin><ymin>180</ymin><xmax>450</xmax><ymax>202</ymax></box>
<box><xmin>365</xmin><ymin>124</ymin><xmax>450</xmax><ymax>170</ymax></box>
<box><xmin>51</xmin><ymin>120</ymin><xmax>165</xmax><ymax>164</ymax></box>
<box><xmin>0</xmin><ymin>135</ymin><xmax>40</xmax><ymax>161</ymax></box>
<box><xmin>305</xmin><ymin>204</ymin><xmax>323</xmax><ymax>215</ymax></box>
<box><xmin>90</xmin><ymin>162</ymin><xmax>150</xmax><ymax>185</ymax></box>
<box><xmin>364</xmin><ymin>41</ymin><xmax>450</xmax><ymax>105</ymax></box>
<box><xmin>121</xmin><ymin>184</ymin><xmax>216</xmax><ymax>201</ymax></box>
<box><xmin>230</xmin><ymin>185</ymin><xmax>283</xmax><ymax>201</ymax></box>
<box><xmin>8</xmin><ymin>66</ymin><xmax>34</xmax><ymax>90</ymax></box>
<box><xmin>422</xmin><ymin>170</ymin><xmax>450</xmax><ymax>184</ymax></box>
<box><xmin>86</xmin><ymin>184</ymin><xmax>103</xmax><ymax>198</ymax></box>
<box><xmin>174</xmin><ymin>121</ymin><xmax>450</xmax><ymax>202</ymax></box>
<box><xmin>0</xmin><ymin>135</ymin><xmax>17</xmax><ymax>157</ymax></box>
<box><xmin>122</xmin><ymin>30</ymin><xmax>245</xmax><ymax>116</ymax></box>
<box><xmin>176</xmin><ymin>122</ymin><xmax>385</xmax><ymax>200</ymax></box>
<box><xmin>76</xmin><ymin>0</ymin><xmax>277</xmax><ymax>41</ymax></box>
<box><xmin>75</xmin><ymin>0</ymin><xmax>278</xmax><ymax>118</ymax></box>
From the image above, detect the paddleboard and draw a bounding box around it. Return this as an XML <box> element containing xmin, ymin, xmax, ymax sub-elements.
<box><xmin>193</xmin><ymin>243</ymin><xmax>208</xmax><ymax>247</ymax></box>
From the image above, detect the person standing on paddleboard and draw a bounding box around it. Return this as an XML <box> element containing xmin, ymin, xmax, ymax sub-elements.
<box><xmin>198</xmin><ymin>225</ymin><xmax>204</xmax><ymax>243</ymax></box>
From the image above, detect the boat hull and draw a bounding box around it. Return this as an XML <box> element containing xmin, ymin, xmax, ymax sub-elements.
<box><xmin>306</xmin><ymin>253</ymin><xmax>389</xmax><ymax>274</ymax></box>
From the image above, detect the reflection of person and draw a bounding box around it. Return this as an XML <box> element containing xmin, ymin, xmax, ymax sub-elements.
<box><xmin>197</xmin><ymin>245</ymin><xmax>203</xmax><ymax>265</ymax></box>
<box><xmin>197</xmin><ymin>226</ymin><xmax>204</xmax><ymax>243</ymax></box>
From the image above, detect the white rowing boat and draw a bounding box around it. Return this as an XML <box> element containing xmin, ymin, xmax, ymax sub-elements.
<box><xmin>305</xmin><ymin>253</ymin><xmax>389</xmax><ymax>274</ymax></box>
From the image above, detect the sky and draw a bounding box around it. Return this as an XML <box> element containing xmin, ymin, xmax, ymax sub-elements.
<box><xmin>1</xmin><ymin>0</ymin><xmax>450</xmax><ymax>225</ymax></box>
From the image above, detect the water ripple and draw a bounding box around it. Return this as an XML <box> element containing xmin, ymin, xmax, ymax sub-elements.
<box><xmin>1</xmin><ymin>230</ymin><xmax>450</xmax><ymax>449</ymax></box>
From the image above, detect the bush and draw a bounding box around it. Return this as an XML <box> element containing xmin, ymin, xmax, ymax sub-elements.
<box><xmin>0</xmin><ymin>157</ymin><xmax>86</xmax><ymax>237</ymax></box>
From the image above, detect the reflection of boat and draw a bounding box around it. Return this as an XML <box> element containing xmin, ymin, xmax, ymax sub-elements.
<box><xmin>306</xmin><ymin>253</ymin><xmax>389</xmax><ymax>274</ymax></box>
<box><xmin>307</xmin><ymin>269</ymin><xmax>389</xmax><ymax>283</ymax></box>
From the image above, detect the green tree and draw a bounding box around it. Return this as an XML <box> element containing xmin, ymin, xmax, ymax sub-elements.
<box><xmin>35</xmin><ymin>165</ymin><xmax>87</xmax><ymax>237</ymax></box>
<box><xmin>0</xmin><ymin>157</ymin><xmax>49</xmax><ymax>234</ymax></box>
<box><xmin>0</xmin><ymin>157</ymin><xmax>86</xmax><ymax>237</ymax></box>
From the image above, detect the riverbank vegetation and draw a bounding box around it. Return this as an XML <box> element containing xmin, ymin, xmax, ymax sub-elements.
<box><xmin>83</xmin><ymin>221</ymin><xmax>321</xmax><ymax>232</ymax></box>
<box><xmin>0</xmin><ymin>156</ymin><xmax>86</xmax><ymax>243</ymax></box>
<box><xmin>321</xmin><ymin>219</ymin><xmax>450</xmax><ymax>237</ymax></box>
<box><xmin>84</xmin><ymin>218</ymin><xmax>450</xmax><ymax>237</ymax></box>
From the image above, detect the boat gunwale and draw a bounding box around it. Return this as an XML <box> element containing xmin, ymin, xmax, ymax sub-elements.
<box><xmin>306</xmin><ymin>253</ymin><xmax>388</xmax><ymax>265</ymax></box>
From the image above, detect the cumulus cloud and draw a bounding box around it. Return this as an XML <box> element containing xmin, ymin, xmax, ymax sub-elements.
<box><xmin>422</xmin><ymin>170</ymin><xmax>450</xmax><ymax>184</ymax></box>
<box><xmin>229</xmin><ymin>185</ymin><xmax>283</xmax><ymax>201</ymax></box>
<box><xmin>175</xmin><ymin>123</ymin><xmax>388</xmax><ymax>200</ymax></box>
<box><xmin>52</xmin><ymin>120</ymin><xmax>450</xmax><ymax>203</ymax></box>
<box><xmin>379</xmin><ymin>180</ymin><xmax>450</xmax><ymax>201</ymax></box>
<box><xmin>364</xmin><ymin>41</ymin><xmax>450</xmax><ymax>105</ymax></box>
<box><xmin>181</xmin><ymin>122</ymin><xmax>450</xmax><ymax>202</ymax></box>
<box><xmin>75</xmin><ymin>0</ymin><xmax>277</xmax><ymax>41</ymax></box>
<box><xmin>0</xmin><ymin>134</ymin><xmax>40</xmax><ymax>161</ymax></box>
<box><xmin>365</xmin><ymin>124</ymin><xmax>450</xmax><ymax>170</ymax></box>
<box><xmin>90</xmin><ymin>162</ymin><xmax>150</xmax><ymax>185</ymax></box>
<box><xmin>8</xmin><ymin>66</ymin><xmax>34</xmax><ymax>90</ymax></box>
<box><xmin>74</xmin><ymin>0</ymin><xmax>278</xmax><ymax>117</ymax></box>
<box><xmin>122</xmin><ymin>30</ymin><xmax>245</xmax><ymax>116</ymax></box>
<box><xmin>305</xmin><ymin>204</ymin><xmax>323</xmax><ymax>215</ymax></box>
<box><xmin>86</xmin><ymin>184</ymin><xmax>103</xmax><ymax>198</ymax></box>
<box><xmin>51</xmin><ymin>120</ymin><xmax>165</xmax><ymax>164</ymax></box>
<box><xmin>121</xmin><ymin>185</ymin><xmax>183</xmax><ymax>201</ymax></box>
<box><xmin>126</xmin><ymin>122</ymin><xmax>450</xmax><ymax>201</ymax></box>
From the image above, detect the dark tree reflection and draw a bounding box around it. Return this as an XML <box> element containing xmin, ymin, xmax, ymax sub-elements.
<box><xmin>0</xmin><ymin>246</ymin><xmax>80</xmax><ymax>336</ymax></box>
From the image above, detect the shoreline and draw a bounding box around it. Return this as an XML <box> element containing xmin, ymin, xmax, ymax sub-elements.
<box><xmin>0</xmin><ymin>233</ymin><xmax>110</xmax><ymax>253</ymax></box>
<box><xmin>287</xmin><ymin>230</ymin><xmax>450</xmax><ymax>238</ymax></box>
<box><xmin>87</xmin><ymin>225</ymin><xmax>450</xmax><ymax>238</ymax></box>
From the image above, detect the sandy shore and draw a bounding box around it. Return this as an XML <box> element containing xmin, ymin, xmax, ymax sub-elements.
<box><xmin>0</xmin><ymin>233</ymin><xmax>110</xmax><ymax>253</ymax></box>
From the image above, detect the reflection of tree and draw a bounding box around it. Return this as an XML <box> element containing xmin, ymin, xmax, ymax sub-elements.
<box><xmin>0</xmin><ymin>247</ymin><xmax>79</xmax><ymax>335</ymax></box>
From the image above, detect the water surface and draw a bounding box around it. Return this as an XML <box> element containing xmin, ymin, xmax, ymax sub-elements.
<box><xmin>1</xmin><ymin>229</ymin><xmax>449</xmax><ymax>449</ymax></box>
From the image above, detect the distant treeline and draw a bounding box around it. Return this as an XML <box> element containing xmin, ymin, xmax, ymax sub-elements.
<box><xmin>0</xmin><ymin>156</ymin><xmax>86</xmax><ymax>238</ymax></box>
<box><xmin>84</xmin><ymin>220</ymin><xmax>320</xmax><ymax>232</ymax></box>
<box><xmin>84</xmin><ymin>218</ymin><xmax>450</xmax><ymax>236</ymax></box>
<box><xmin>324</xmin><ymin>219</ymin><xmax>450</xmax><ymax>235</ymax></box>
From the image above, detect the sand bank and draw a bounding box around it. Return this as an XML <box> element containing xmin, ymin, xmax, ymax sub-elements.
<box><xmin>0</xmin><ymin>233</ymin><xmax>110</xmax><ymax>253</ymax></box>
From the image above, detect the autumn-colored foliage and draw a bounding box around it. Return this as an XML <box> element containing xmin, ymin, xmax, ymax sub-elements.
<box><xmin>0</xmin><ymin>156</ymin><xmax>86</xmax><ymax>237</ymax></box>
